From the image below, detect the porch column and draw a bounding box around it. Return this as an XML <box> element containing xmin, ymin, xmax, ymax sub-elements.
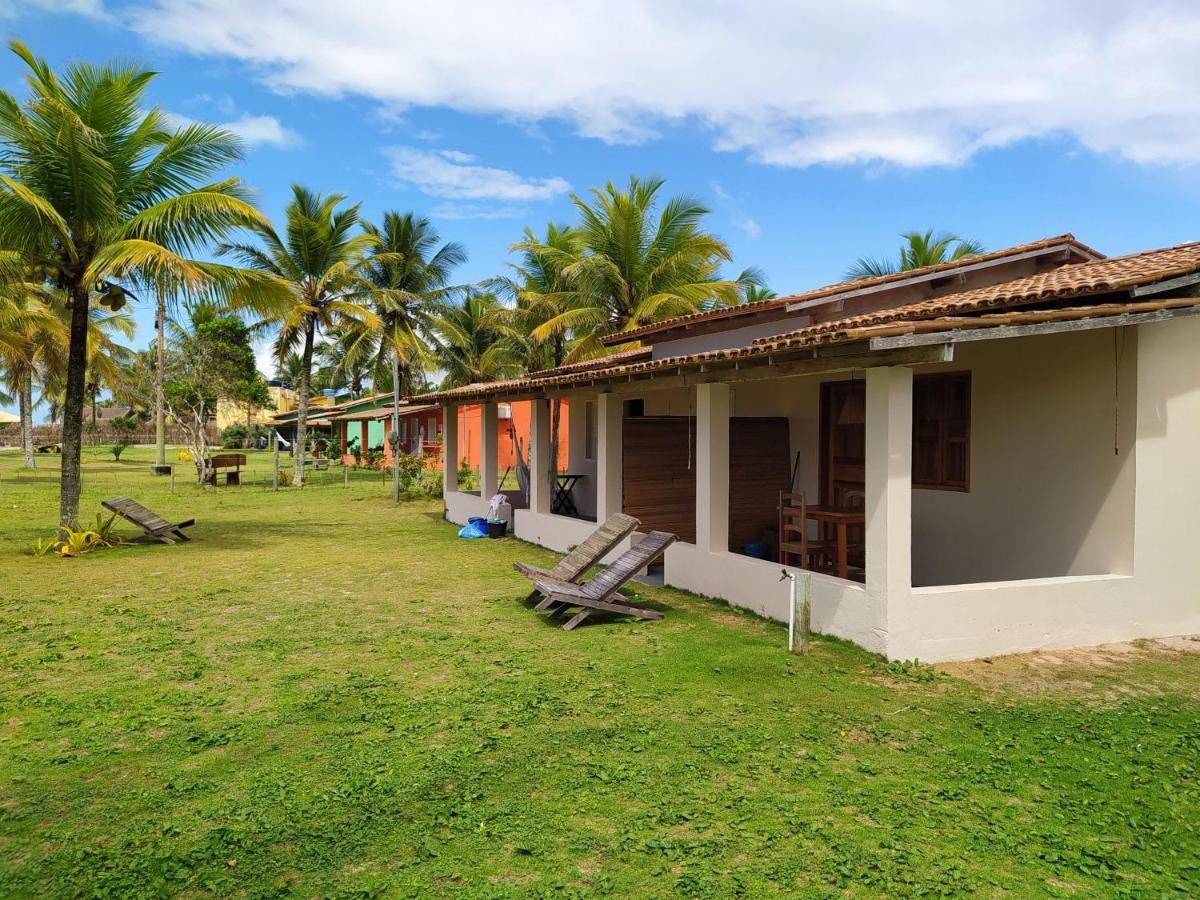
<box><xmin>596</xmin><ymin>392</ymin><xmax>623</xmax><ymax>522</ymax></box>
<box><xmin>528</xmin><ymin>398</ymin><xmax>552</xmax><ymax>514</ymax></box>
<box><xmin>865</xmin><ymin>366</ymin><xmax>912</xmax><ymax>601</ymax></box>
<box><xmin>480</xmin><ymin>401</ymin><xmax>499</xmax><ymax>499</ymax></box>
<box><xmin>696</xmin><ymin>382</ymin><xmax>730</xmax><ymax>553</ymax></box>
<box><xmin>340</xmin><ymin>422</ymin><xmax>347</xmax><ymax>456</ymax></box>
<box><xmin>442</xmin><ymin>403</ymin><xmax>458</xmax><ymax>495</ymax></box>
<box><xmin>360</xmin><ymin>420</ymin><xmax>368</xmax><ymax>452</ymax></box>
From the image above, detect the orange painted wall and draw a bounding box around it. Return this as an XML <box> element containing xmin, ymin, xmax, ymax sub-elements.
<box><xmin>344</xmin><ymin>400</ymin><xmax>570</xmax><ymax>471</ymax></box>
<box><xmin>455</xmin><ymin>400</ymin><xmax>569</xmax><ymax>470</ymax></box>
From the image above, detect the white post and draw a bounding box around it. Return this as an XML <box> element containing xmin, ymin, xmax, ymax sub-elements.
<box><xmin>695</xmin><ymin>382</ymin><xmax>730</xmax><ymax>553</ymax></box>
<box><xmin>528</xmin><ymin>398</ymin><xmax>552</xmax><ymax>514</ymax></box>
<box><xmin>480</xmin><ymin>401</ymin><xmax>499</xmax><ymax>499</ymax></box>
<box><xmin>442</xmin><ymin>403</ymin><xmax>458</xmax><ymax>496</ymax></box>
<box><xmin>865</xmin><ymin>366</ymin><xmax>913</xmax><ymax>633</ymax></box>
<box><xmin>596</xmin><ymin>392</ymin><xmax>623</xmax><ymax>523</ymax></box>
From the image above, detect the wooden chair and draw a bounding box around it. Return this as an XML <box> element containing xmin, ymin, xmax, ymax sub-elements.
<box><xmin>101</xmin><ymin>496</ymin><xmax>195</xmax><ymax>544</ymax></box>
<box><xmin>513</xmin><ymin>512</ymin><xmax>640</xmax><ymax>603</ymax></box>
<box><xmin>531</xmin><ymin>530</ymin><xmax>676</xmax><ymax>630</ymax></box>
<box><xmin>778</xmin><ymin>491</ymin><xmax>838</xmax><ymax>572</ymax></box>
<box><xmin>778</xmin><ymin>491</ymin><xmax>809</xmax><ymax>568</ymax></box>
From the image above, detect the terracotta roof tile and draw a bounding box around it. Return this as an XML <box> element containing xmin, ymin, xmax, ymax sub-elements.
<box><xmin>601</xmin><ymin>233</ymin><xmax>1101</xmax><ymax>345</ymax></box>
<box><xmin>755</xmin><ymin>240</ymin><xmax>1200</xmax><ymax>350</ymax></box>
<box><xmin>413</xmin><ymin>239</ymin><xmax>1200</xmax><ymax>403</ymax></box>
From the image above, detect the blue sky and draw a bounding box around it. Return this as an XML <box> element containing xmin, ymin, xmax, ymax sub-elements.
<box><xmin>3</xmin><ymin>0</ymin><xmax>1200</xmax><ymax>418</ymax></box>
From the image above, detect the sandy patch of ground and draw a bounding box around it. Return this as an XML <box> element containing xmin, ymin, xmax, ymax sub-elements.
<box><xmin>940</xmin><ymin>635</ymin><xmax>1200</xmax><ymax>696</ymax></box>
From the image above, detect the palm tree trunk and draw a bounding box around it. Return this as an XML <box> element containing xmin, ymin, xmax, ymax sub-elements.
<box><xmin>59</xmin><ymin>280</ymin><xmax>90</xmax><ymax>531</ymax></box>
<box><xmin>391</xmin><ymin>354</ymin><xmax>401</xmax><ymax>502</ymax></box>
<box><xmin>154</xmin><ymin>294</ymin><xmax>166</xmax><ymax>466</ymax></box>
<box><xmin>20</xmin><ymin>368</ymin><xmax>35</xmax><ymax>470</ymax></box>
<box><xmin>292</xmin><ymin>316</ymin><xmax>315</xmax><ymax>487</ymax></box>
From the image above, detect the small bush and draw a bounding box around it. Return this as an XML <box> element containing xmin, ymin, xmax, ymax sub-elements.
<box><xmin>31</xmin><ymin>512</ymin><xmax>125</xmax><ymax>558</ymax></box>
<box><xmin>221</xmin><ymin>423</ymin><xmax>268</xmax><ymax>449</ymax></box>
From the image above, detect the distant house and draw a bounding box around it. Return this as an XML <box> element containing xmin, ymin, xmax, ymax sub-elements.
<box><xmin>93</xmin><ymin>405</ymin><xmax>133</xmax><ymax>423</ymax></box>
<box><xmin>268</xmin><ymin>391</ymin><xmax>569</xmax><ymax>478</ymax></box>
<box><xmin>416</xmin><ymin>234</ymin><xmax>1200</xmax><ymax>662</ymax></box>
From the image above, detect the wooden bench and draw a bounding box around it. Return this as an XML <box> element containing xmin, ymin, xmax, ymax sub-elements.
<box><xmin>203</xmin><ymin>453</ymin><xmax>245</xmax><ymax>485</ymax></box>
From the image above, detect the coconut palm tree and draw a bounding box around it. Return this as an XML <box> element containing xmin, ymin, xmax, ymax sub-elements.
<box><xmin>42</xmin><ymin>299</ymin><xmax>137</xmax><ymax>440</ymax></box>
<box><xmin>561</xmin><ymin>176</ymin><xmax>751</xmax><ymax>357</ymax></box>
<box><xmin>219</xmin><ymin>185</ymin><xmax>383</xmax><ymax>485</ymax></box>
<box><xmin>738</xmin><ymin>279</ymin><xmax>777</xmax><ymax>305</ymax></box>
<box><xmin>0</xmin><ymin>285</ymin><xmax>63</xmax><ymax>467</ymax></box>
<box><xmin>486</xmin><ymin>222</ymin><xmax>586</xmax><ymax>475</ymax></box>
<box><xmin>360</xmin><ymin>212</ymin><xmax>466</xmax><ymax>498</ymax></box>
<box><xmin>0</xmin><ymin>40</ymin><xmax>279</xmax><ymax>527</ymax></box>
<box><xmin>429</xmin><ymin>291</ymin><xmax>520</xmax><ymax>389</ymax></box>
<box><xmin>846</xmin><ymin>229</ymin><xmax>986</xmax><ymax>280</ymax></box>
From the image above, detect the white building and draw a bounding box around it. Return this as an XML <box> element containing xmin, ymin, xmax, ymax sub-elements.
<box><xmin>421</xmin><ymin>235</ymin><xmax>1200</xmax><ymax>662</ymax></box>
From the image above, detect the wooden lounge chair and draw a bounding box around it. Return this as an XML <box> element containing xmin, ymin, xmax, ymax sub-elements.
<box><xmin>513</xmin><ymin>512</ymin><xmax>640</xmax><ymax>603</ymax></box>
<box><xmin>101</xmin><ymin>496</ymin><xmax>195</xmax><ymax>544</ymax></box>
<box><xmin>531</xmin><ymin>530</ymin><xmax>676</xmax><ymax>630</ymax></box>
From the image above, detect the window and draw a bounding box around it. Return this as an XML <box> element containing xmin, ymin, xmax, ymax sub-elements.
<box><xmin>913</xmin><ymin>373</ymin><xmax>971</xmax><ymax>491</ymax></box>
<box><xmin>584</xmin><ymin>401</ymin><xmax>598</xmax><ymax>460</ymax></box>
<box><xmin>398</xmin><ymin>419</ymin><xmax>407</xmax><ymax>440</ymax></box>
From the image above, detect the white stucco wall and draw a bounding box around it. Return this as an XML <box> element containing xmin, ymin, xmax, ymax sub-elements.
<box><xmin>910</xmin><ymin>330</ymin><xmax>1137</xmax><ymax>585</ymax></box>
<box><xmin>892</xmin><ymin>317</ymin><xmax>1200</xmax><ymax>660</ymax></box>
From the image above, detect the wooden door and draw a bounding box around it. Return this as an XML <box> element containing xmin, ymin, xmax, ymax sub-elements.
<box><xmin>729</xmin><ymin>417</ymin><xmax>790</xmax><ymax>551</ymax></box>
<box><xmin>820</xmin><ymin>380</ymin><xmax>866</xmax><ymax>508</ymax></box>
<box><xmin>622</xmin><ymin>417</ymin><xmax>696</xmax><ymax>543</ymax></box>
<box><xmin>819</xmin><ymin>381</ymin><xmax>866</xmax><ymax>566</ymax></box>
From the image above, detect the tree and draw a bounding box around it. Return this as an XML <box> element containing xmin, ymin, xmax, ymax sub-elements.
<box><xmin>0</xmin><ymin>283</ymin><xmax>63</xmax><ymax>468</ymax></box>
<box><xmin>429</xmin><ymin>291</ymin><xmax>519</xmax><ymax>389</ymax></box>
<box><xmin>165</xmin><ymin>306</ymin><xmax>269</xmax><ymax>482</ymax></box>
<box><xmin>487</xmin><ymin>222</ymin><xmax>586</xmax><ymax>479</ymax></box>
<box><xmin>362</xmin><ymin>211</ymin><xmax>466</xmax><ymax>500</ymax></box>
<box><xmin>560</xmin><ymin>175</ymin><xmax>752</xmax><ymax>357</ymax></box>
<box><xmin>219</xmin><ymin>185</ymin><xmax>382</xmax><ymax>486</ymax></box>
<box><xmin>0</xmin><ymin>40</ymin><xmax>279</xmax><ymax>528</ymax></box>
<box><xmin>846</xmin><ymin>229</ymin><xmax>986</xmax><ymax>280</ymax></box>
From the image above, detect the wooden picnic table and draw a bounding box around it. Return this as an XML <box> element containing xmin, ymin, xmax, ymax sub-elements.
<box><xmin>806</xmin><ymin>505</ymin><xmax>865</xmax><ymax>580</ymax></box>
<box><xmin>552</xmin><ymin>473</ymin><xmax>584</xmax><ymax>516</ymax></box>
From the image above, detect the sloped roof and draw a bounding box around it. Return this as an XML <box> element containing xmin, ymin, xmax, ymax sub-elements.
<box><xmin>413</xmin><ymin>239</ymin><xmax>1200</xmax><ymax>404</ymax></box>
<box><xmin>599</xmin><ymin>233</ymin><xmax>1102</xmax><ymax>346</ymax></box>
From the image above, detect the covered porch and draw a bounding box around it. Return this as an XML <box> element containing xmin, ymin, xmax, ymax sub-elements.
<box><xmin>440</xmin><ymin>317</ymin><xmax>1198</xmax><ymax>662</ymax></box>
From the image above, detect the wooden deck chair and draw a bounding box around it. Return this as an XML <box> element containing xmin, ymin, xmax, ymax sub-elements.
<box><xmin>513</xmin><ymin>512</ymin><xmax>640</xmax><ymax>603</ymax></box>
<box><xmin>101</xmin><ymin>496</ymin><xmax>195</xmax><ymax>544</ymax></box>
<box><xmin>531</xmin><ymin>530</ymin><xmax>676</xmax><ymax>631</ymax></box>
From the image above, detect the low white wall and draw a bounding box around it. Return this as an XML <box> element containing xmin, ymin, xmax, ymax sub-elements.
<box><xmin>663</xmin><ymin>543</ymin><xmax>885</xmax><ymax>655</ymax></box>
<box><xmin>445</xmin><ymin>490</ymin><xmax>495</xmax><ymax>525</ymax></box>
<box><xmin>512</xmin><ymin>509</ymin><xmax>630</xmax><ymax>562</ymax></box>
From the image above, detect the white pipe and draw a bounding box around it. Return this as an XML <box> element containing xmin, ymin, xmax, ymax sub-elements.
<box><xmin>781</xmin><ymin>569</ymin><xmax>797</xmax><ymax>652</ymax></box>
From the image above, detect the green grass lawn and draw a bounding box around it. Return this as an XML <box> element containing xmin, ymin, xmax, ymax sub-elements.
<box><xmin>1</xmin><ymin>447</ymin><xmax>1197</xmax><ymax>896</ymax></box>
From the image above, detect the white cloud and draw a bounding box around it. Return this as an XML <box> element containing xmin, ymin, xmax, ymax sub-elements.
<box><xmin>222</xmin><ymin>114</ymin><xmax>301</xmax><ymax>148</ymax></box>
<box><xmin>430</xmin><ymin>203</ymin><xmax>527</xmax><ymax>220</ymax></box>
<box><xmin>710</xmin><ymin>180</ymin><xmax>733</xmax><ymax>203</ymax></box>
<box><xmin>734</xmin><ymin>215</ymin><xmax>762</xmax><ymax>240</ymax></box>
<box><xmin>129</xmin><ymin>0</ymin><xmax>1200</xmax><ymax>168</ymax></box>
<box><xmin>386</xmin><ymin>146</ymin><xmax>569</xmax><ymax>200</ymax></box>
<box><xmin>0</xmin><ymin>0</ymin><xmax>105</xmax><ymax>17</ymax></box>
<box><xmin>165</xmin><ymin>109</ymin><xmax>300</xmax><ymax>148</ymax></box>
